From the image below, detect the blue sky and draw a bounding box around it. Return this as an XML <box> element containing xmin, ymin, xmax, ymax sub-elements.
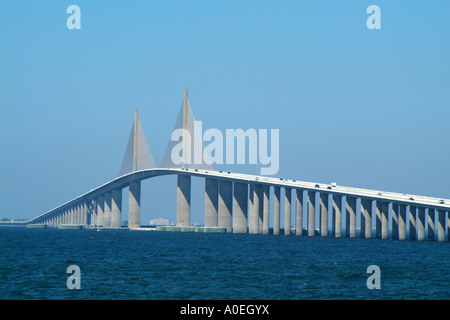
<box><xmin>1</xmin><ymin>0</ymin><xmax>449</xmax><ymax>226</ymax></box>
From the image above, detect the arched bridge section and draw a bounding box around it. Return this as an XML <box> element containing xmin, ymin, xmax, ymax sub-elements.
<box><xmin>13</xmin><ymin>167</ymin><xmax>450</xmax><ymax>242</ymax></box>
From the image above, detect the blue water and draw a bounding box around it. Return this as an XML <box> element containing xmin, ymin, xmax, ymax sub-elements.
<box><xmin>0</xmin><ymin>227</ymin><xmax>448</xmax><ymax>300</ymax></box>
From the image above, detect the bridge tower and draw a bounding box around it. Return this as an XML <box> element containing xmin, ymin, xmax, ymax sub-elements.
<box><xmin>120</xmin><ymin>108</ymin><xmax>155</xmax><ymax>228</ymax></box>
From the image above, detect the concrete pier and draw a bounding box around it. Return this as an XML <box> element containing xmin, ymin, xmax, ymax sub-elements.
<box><xmin>96</xmin><ymin>194</ymin><xmax>105</xmax><ymax>226</ymax></box>
<box><xmin>90</xmin><ymin>200</ymin><xmax>96</xmax><ymax>225</ymax></box>
<box><xmin>128</xmin><ymin>180</ymin><xmax>141</xmax><ymax>229</ymax></box>
<box><xmin>68</xmin><ymin>206</ymin><xmax>73</xmax><ymax>225</ymax></box>
<box><xmin>320</xmin><ymin>193</ymin><xmax>328</xmax><ymax>237</ymax></box>
<box><xmin>177</xmin><ymin>175</ymin><xmax>191</xmax><ymax>227</ymax></box>
<box><xmin>346</xmin><ymin>197</ymin><xmax>356</xmax><ymax>238</ymax></box>
<box><xmin>409</xmin><ymin>205</ymin><xmax>417</xmax><ymax>240</ymax></box>
<box><xmin>80</xmin><ymin>202</ymin><xmax>85</xmax><ymax>224</ymax></box>
<box><xmin>204</xmin><ymin>178</ymin><xmax>219</xmax><ymax>227</ymax></box>
<box><xmin>375</xmin><ymin>201</ymin><xmax>382</xmax><ymax>239</ymax></box>
<box><xmin>263</xmin><ymin>185</ymin><xmax>270</xmax><ymax>235</ymax></box>
<box><xmin>295</xmin><ymin>189</ymin><xmax>303</xmax><ymax>236</ymax></box>
<box><xmin>391</xmin><ymin>203</ymin><xmax>399</xmax><ymax>240</ymax></box>
<box><xmin>427</xmin><ymin>208</ymin><xmax>435</xmax><ymax>241</ymax></box>
<box><xmin>448</xmin><ymin>211</ymin><xmax>450</xmax><ymax>241</ymax></box>
<box><xmin>71</xmin><ymin>204</ymin><xmax>76</xmax><ymax>225</ymax></box>
<box><xmin>257</xmin><ymin>186</ymin><xmax>264</xmax><ymax>233</ymax></box>
<box><xmin>375</xmin><ymin>201</ymin><xmax>388</xmax><ymax>239</ymax></box>
<box><xmin>273</xmin><ymin>187</ymin><xmax>280</xmax><ymax>235</ymax></box>
<box><xmin>332</xmin><ymin>195</ymin><xmax>342</xmax><ymax>237</ymax></box>
<box><xmin>398</xmin><ymin>204</ymin><xmax>407</xmax><ymax>240</ymax></box>
<box><xmin>233</xmin><ymin>182</ymin><xmax>248</xmax><ymax>233</ymax></box>
<box><xmin>104</xmin><ymin>192</ymin><xmax>112</xmax><ymax>228</ymax></box>
<box><xmin>437</xmin><ymin>210</ymin><xmax>445</xmax><ymax>242</ymax></box>
<box><xmin>249</xmin><ymin>184</ymin><xmax>258</xmax><ymax>234</ymax></box>
<box><xmin>218</xmin><ymin>180</ymin><xmax>232</xmax><ymax>232</ymax></box>
<box><xmin>284</xmin><ymin>188</ymin><xmax>291</xmax><ymax>235</ymax></box>
<box><xmin>360</xmin><ymin>198</ymin><xmax>372</xmax><ymax>239</ymax></box>
<box><xmin>417</xmin><ymin>207</ymin><xmax>426</xmax><ymax>241</ymax></box>
<box><xmin>83</xmin><ymin>201</ymin><xmax>88</xmax><ymax>225</ymax></box>
<box><xmin>67</xmin><ymin>206</ymin><xmax>73</xmax><ymax>225</ymax></box>
<box><xmin>381</xmin><ymin>202</ymin><xmax>388</xmax><ymax>240</ymax></box>
<box><xmin>307</xmin><ymin>191</ymin><xmax>315</xmax><ymax>236</ymax></box>
<box><xmin>111</xmin><ymin>189</ymin><xmax>122</xmax><ymax>228</ymax></box>
<box><xmin>75</xmin><ymin>203</ymin><xmax>80</xmax><ymax>225</ymax></box>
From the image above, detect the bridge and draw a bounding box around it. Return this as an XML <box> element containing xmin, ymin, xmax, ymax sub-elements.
<box><xmin>4</xmin><ymin>90</ymin><xmax>449</xmax><ymax>242</ymax></box>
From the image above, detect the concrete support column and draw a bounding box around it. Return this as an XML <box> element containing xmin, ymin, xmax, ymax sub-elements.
<box><xmin>233</xmin><ymin>182</ymin><xmax>248</xmax><ymax>233</ymax></box>
<box><xmin>77</xmin><ymin>202</ymin><xmax>82</xmax><ymax>224</ymax></box>
<box><xmin>68</xmin><ymin>206</ymin><xmax>73</xmax><ymax>224</ymax></box>
<box><xmin>257</xmin><ymin>186</ymin><xmax>264</xmax><ymax>234</ymax></box>
<box><xmin>417</xmin><ymin>207</ymin><xmax>426</xmax><ymax>241</ymax></box>
<box><xmin>205</xmin><ymin>178</ymin><xmax>219</xmax><ymax>227</ymax></box>
<box><xmin>82</xmin><ymin>201</ymin><xmax>88</xmax><ymax>225</ymax></box>
<box><xmin>381</xmin><ymin>202</ymin><xmax>388</xmax><ymax>240</ymax></box>
<box><xmin>437</xmin><ymin>210</ymin><xmax>445</xmax><ymax>242</ymax></box>
<box><xmin>375</xmin><ymin>201</ymin><xmax>388</xmax><ymax>239</ymax></box>
<box><xmin>346</xmin><ymin>197</ymin><xmax>356</xmax><ymax>238</ymax></box>
<box><xmin>111</xmin><ymin>189</ymin><xmax>122</xmax><ymax>228</ymax></box>
<box><xmin>249</xmin><ymin>184</ymin><xmax>258</xmax><ymax>234</ymax></box>
<box><xmin>375</xmin><ymin>201</ymin><xmax>382</xmax><ymax>239</ymax></box>
<box><xmin>307</xmin><ymin>191</ymin><xmax>315</xmax><ymax>236</ymax></box>
<box><xmin>96</xmin><ymin>195</ymin><xmax>105</xmax><ymax>227</ymax></box>
<box><xmin>81</xmin><ymin>202</ymin><xmax>85</xmax><ymax>224</ymax></box>
<box><xmin>263</xmin><ymin>185</ymin><xmax>270</xmax><ymax>235</ymax></box>
<box><xmin>360</xmin><ymin>199</ymin><xmax>372</xmax><ymax>239</ymax></box>
<box><xmin>78</xmin><ymin>202</ymin><xmax>82</xmax><ymax>225</ymax></box>
<box><xmin>398</xmin><ymin>204</ymin><xmax>407</xmax><ymax>240</ymax></box>
<box><xmin>218</xmin><ymin>180</ymin><xmax>232</xmax><ymax>232</ymax></box>
<box><xmin>90</xmin><ymin>200</ymin><xmax>96</xmax><ymax>225</ymax></box>
<box><xmin>177</xmin><ymin>175</ymin><xmax>191</xmax><ymax>227</ymax></box>
<box><xmin>69</xmin><ymin>204</ymin><xmax>77</xmax><ymax>224</ymax></box>
<box><xmin>74</xmin><ymin>204</ymin><xmax>78</xmax><ymax>224</ymax></box>
<box><xmin>104</xmin><ymin>192</ymin><xmax>112</xmax><ymax>228</ymax></box>
<box><xmin>332</xmin><ymin>195</ymin><xmax>342</xmax><ymax>237</ymax></box>
<box><xmin>68</xmin><ymin>208</ymin><xmax>72</xmax><ymax>224</ymax></box>
<box><xmin>447</xmin><ymin>211</ymin><xmax>450</xmax><ymax>242</ymax></box>
<box><xmin>320</xmin><ymin>193</ymin><xmax>329</xmax><ymax>237</ymax></box>
<box><xmin>273</xmin><ymin>187</ymin><xmax>280</xmax><ymax>235</ymax></box>
<box><xmin>284</xmin><ymin>188</ymin><xmax>291</xmax><ymax>235</ymax></box>
<box><xmin>427</xmin><ymin>208</ymin><xmax>435</xmax><ymax>241</ymax></box>
<box><xmin>296</xmin><ymin>189</ymin><xmax>303</xmax><ymax>236</ymax></box>
<box><xmin>72</xmin><ymin>204</ymin><xmax>77</xmax><ymax>224</ymax></box>
<box><xmin>391</xmin><ymin>203</ymin><xmax>399</xmax><ymax>240</ymax></box>
<box><xmin>128</xmin><ymin>180</ymin><xmax>141</xmax><ymax>229</ymax></box>
<box><xmin>409</xmin><ymin>205</ymin><xmax>417</xmax><ymax>240</ymax></box>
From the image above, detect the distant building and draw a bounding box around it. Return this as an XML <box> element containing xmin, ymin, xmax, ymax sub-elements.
<box><xmin>149</xmin><ymin>218</ymin><xmax>170</xmax><ymax>226</ymax></box>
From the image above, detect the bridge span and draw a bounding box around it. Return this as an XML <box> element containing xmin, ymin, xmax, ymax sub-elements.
<box><xmin>5</xmin><ymin>167</ymin><xmax>450</xmax><ymax>242</ymax></box>
<box><xmin>3</xmin><ymin>90</ymin><xmax>449</xmax><ymax>242</ymax></box>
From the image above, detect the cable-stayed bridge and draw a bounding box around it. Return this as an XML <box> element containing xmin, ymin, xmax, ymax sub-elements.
<box><xmin>3</xmin><ymin>90</ymin><xmax>449</xmax><ymax>242</ymax></box>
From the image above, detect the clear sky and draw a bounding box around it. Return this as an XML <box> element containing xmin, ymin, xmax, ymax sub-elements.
<box><xmin>1</xmin><ymin>0</ymin><xmax>449</xmax><ymax>226</ymax></box>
